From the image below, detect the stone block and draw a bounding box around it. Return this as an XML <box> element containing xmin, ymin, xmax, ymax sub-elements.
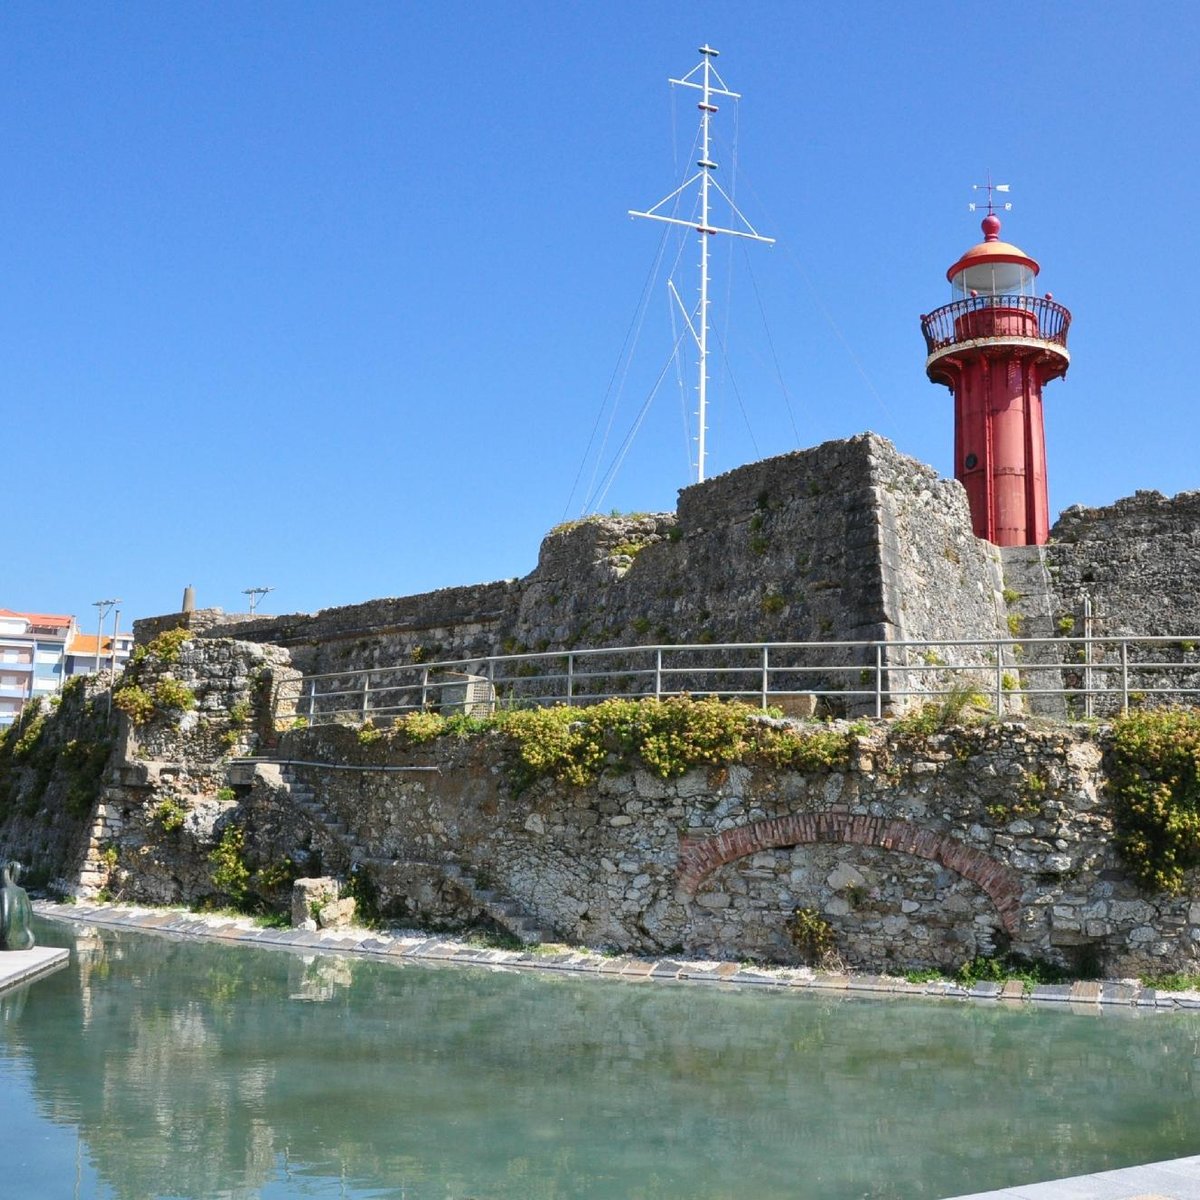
<box><xmin>292</xmin><ymin>877</ymin><xmax>339</xmax><ymax>928</ymax></box>
<box><xmin>317</xmin><ymin>898</ymin><xmax>357</xmax><ymax>930</ymax></box>
<box><xmin>776</xmin><ymin>693</ymin><xmax>818</xmax><ymax>719</ymax></box>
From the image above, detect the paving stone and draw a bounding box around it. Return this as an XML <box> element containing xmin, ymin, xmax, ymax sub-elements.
<box><xmin>619</xmin><ymin>961</ymin><xmax>655</xmax><ymax>978</ymax></box>
<box><xmin>650</xmin><ymin>960</ymin><xmax>684</xmax><ymax>979</ymax></box>
<box><xmin>969</xmin><ymin>982</ymin><xmax>1003</xmax><ymax>999</ymax></box>
<box><xmin>848</xmin><ymin>974</ymin><xmax>898</xmax><ymax>993</ymax></box>
<box><xmin>809</xmin><ymin>973</ymin><xmax>850</xmax><ymax>990</ymax></box>
<box><xmin>732</xmin><ymin>969</ymin><xmax>778</xmax><ymax>986</ymax></box>
<box><xmin>1100</xmin><ymin>982</ymin><xmax>1139</xmax><ymax>1005</ymax></box>
<box><xmin>1029</xmin><ymin>984</ymin><xmax>1073</xmax><ymax>1003</ymax></box>
<box><xmin>596</xmin><ymin>957</ymin><xmax>632</xmax><ymax>974</ymax></box>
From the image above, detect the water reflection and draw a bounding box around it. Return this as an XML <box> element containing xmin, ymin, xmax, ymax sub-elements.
<box><xmin>2</xmin><ymin>917</ymin><xmax>1199</xmax><ymax>1199</ymax></box>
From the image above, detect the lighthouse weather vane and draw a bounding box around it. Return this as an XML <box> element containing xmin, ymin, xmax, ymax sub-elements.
<box><xmin>969</xmin><ymin>173</ymin><xmax>1012</xmax><ymax>216</ymax></box>
<box><xmin>629</xmin><ymin>45</ymin><xmax>774</xmax><ymax>484</ymax></box>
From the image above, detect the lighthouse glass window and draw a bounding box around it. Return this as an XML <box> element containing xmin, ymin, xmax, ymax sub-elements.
<box><xmin>952</xmin><ymin>261</ymin><xmax>1035</xmax><ymax>299</ymax></box>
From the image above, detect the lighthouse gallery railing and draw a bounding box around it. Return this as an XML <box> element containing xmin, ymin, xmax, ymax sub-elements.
<box><xmin>920</xmin><ymin>294</ymin><xmax>1072</xmax><ymax>357</ymax></box>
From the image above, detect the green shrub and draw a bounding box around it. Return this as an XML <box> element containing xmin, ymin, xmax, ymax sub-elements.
<box><xmin>494</xmin><ymin>696</ymin><xmax>854</xmax><ymax>787</ymax></box>
<box><xmin>153</xmin><ymin>678</ymin><xmax>196</xmax><ymax>713</ymax></box>
<box><xmin>209</xmin><ymin>825</ymin><xmax>251</xmax><ymax>907</ymax></box>
<box><xmin>10</xmin><ymin>703</ymin><xmax>47</xmax><ymax>760</ymax></box>
<box><xmin>956</xmin><ymin>953</ymin><xmax>1074</xmax><ymax>990</ymax></box>
<box><xmin>1109</xmin><ymin>708</ymin><xmax>1200</xmax><ymax>894</ymax></box>
<box><xmin>145</xmin><ymin>627</ymin><xmax>191</xmax><ymax>663</ymax></box>
<box><xmin>113</xmin><ymin>685</ymin><xmax>155</xmax><ymax>725</ymax></box>
<box><xmin>153</xmin><ymin>798</ymin><xmax>187</xmax><ymax>832</ymax></box>
<box><xmin>787</xmin><ymin>907</ymin><xmax>837</xmax><ymax>966</ymax></box>
<box><xmin>893</xmin><ymin>684</ymin><xmax>989</xmax><ymax>737</ymax></box>
<box><xmin>394</xmin><ymin>711</ymin><xmax>448</xmax><ymax>743</ymax></box>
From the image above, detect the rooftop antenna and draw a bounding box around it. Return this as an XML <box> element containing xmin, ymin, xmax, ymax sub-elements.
<box><xmin>243</xmin><ymin>586</ymin><xmax>274</xmax><ymax>616</ymax></box>
<box><xmin>629</xmin><ymin>45</ymin><xmax>774</xmax><ymax>484</ymax></box>
<box><xmin>968</xmin><ymin>171</ymin><xmax>1012</xmax><ymax>216</ymax></box>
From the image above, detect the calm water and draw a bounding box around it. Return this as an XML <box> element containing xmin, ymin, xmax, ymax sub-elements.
<box><xmin>2</xmin><ymin>918</ymin><xmax>1199</xmax><ymax>1200</ymax></box>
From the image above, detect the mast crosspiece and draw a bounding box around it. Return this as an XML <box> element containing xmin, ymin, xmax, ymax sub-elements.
<box><xmin>629</xmin><ymin>45</ymin><xmax>774</xmax><ymax>483</ymax></box>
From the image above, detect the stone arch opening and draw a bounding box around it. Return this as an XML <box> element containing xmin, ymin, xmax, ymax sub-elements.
<box><xmin>677</xmin><ymin>812</ymin><xmax>1022</xmax><ymax>934</ymax></box>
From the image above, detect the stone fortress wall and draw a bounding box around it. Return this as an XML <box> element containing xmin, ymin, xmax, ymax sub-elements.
<box><xmin>136</xmin><ymin>432</ymin><xmax>1200</xmax><ymax>719</ymax></box>
<box><xmin>10</xmin><ymin>432</ymin><xmax>1200</xmax><ymax>976</ymax></box>
<box><xmin>138</xmin><ymin>434</ymin><xmax>1012</xmax><ymax>709</ymax></box>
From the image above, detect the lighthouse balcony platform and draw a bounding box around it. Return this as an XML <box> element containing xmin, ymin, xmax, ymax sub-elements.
<box><xmin>921</xmin><ymin>294</ymin><xmax>1071</xmax><ymax>374</ymax></box>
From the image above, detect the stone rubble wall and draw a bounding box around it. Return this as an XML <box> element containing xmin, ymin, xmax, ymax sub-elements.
<box><xmin>77</xmin><ymin>644</ymin><xmax>1200</xmax><ymax>977</ymax></box>
<box><xmin>1046</xmin><ymin>488</ymin><xmax>1200</xmax><ymax>635</ymax></box>
<box><xmin>996</xmin><ymin>490</ymin><xmax>1200</xmax><ymax>716</ymax></box>
<box><xmin>0</xmin><ymin>677</ymin><xmax>115</xmax><ymax>894</ymax></box>
<box><xmin>76</xmin><ymin>638</ymin><xmax>300</xmax><ymax>903</ymax></box>
<box><xmin>231</xmin><ymin>721</ymin><xmax>1189</xmax><ymax>979</ymax></box>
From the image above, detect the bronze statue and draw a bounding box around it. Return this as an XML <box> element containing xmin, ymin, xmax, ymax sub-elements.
<box><xmin>0</xmin><ymin>861</ymin><xmax>35</xmax><ymax>951</ymax></box>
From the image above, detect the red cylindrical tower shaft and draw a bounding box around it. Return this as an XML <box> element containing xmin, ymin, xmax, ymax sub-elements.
<box><xmin>920</xmin><ymin>213</ymin><xmax>1071</xmax><ymax>547</ymax></box>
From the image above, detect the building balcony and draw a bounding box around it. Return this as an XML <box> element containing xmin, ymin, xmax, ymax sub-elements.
<box><xmin>0</xmin><ymin>660</ymin><xmax>34</xmax><ymax>673</ymax></box>
<box><xmin>0</xmin><ymin>684</ymin><xmax>30</xmax><ymax>699</ymax></box>
<box><xmin>921</xmin><ymin>294</ymin><xmax>1071</xmax><ymax>377</ymax></box>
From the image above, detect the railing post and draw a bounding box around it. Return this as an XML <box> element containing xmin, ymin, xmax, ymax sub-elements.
<box><xmin>566</xmin><ymin>652</ymin><xmax>574</xmax><ymax>706</ymax></box>
<box><xmin>875</xmin><ymin>643</ymin><xmax>883</xmax><ymax>719</ymax></box>
<box><xmin>360</xmin><ymin>674</ymin><xmax>370</xmax><ymax>721</ymax></box>
<box><xmin>761</xmin><ymin>645</ymin><xmax>769</xmax><ymax>710</ymax></box>
<box><xmin>995</xmin><ymin>641</ymin><xmax>1004</xmax><ymax>716</ymax></box>
<box><xmin>420</xmin><ymin>666</ymin><xmax>430</xmax><ymax>710</ymax></box>
<box><xmin>1084</xmin><ymin>595</ymin><xmax>1093</xmax><ymax>720</ymax></box>
<box><xmin>655</xmin><ymin>648</ymin><xmax>662</xmax><ymax>700</ymax></box>
<box><xmin>1121</xmin><ymin>639</ymin><xmax>1129</xmax><ymax>714</ymax></box>
<box><xmin>308</xmin><ymin>682</ymin><xmax>318</xmax><ymax>725</ymax></box>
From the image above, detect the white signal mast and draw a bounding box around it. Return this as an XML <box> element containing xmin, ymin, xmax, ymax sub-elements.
<box><xmin>629</xmin><ymin>45</ymin><xmax>774</xmax><ymax>483</ymax></box>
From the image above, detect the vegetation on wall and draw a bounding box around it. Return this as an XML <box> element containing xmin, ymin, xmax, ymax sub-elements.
<box><xmin>0</xmin><ymin>679</ymin><xmax>112</xmax><ymax>822</ymax></box>
<box><xmin>112</xmin><ymin>630</ymin><xmax>198</xmax><ymax>726</ymax></box>
<box><xmin>207</xmin><ymin>822</ymin><xmax>301</xmax><ymax>915</ymax></box>
<box><xmin>1109</xmin><ymin>707</ymin><xmax>1200</xmax><ymax>894</ymax></box>
<box><xmin>385</xmin><ymin>696</ymin><xmax>859</xmax><ymax>788</ymax></box>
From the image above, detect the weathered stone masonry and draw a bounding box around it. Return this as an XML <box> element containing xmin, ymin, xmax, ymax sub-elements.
<box><xmin>59</xmin><ymin>636</ymin><xmax>1199</xmax><ymax>979</ymax></box>
<box><xmin>136</xmin><ymin>433</ymin><xmax>1010</xmax><ymax>705</ymax></box>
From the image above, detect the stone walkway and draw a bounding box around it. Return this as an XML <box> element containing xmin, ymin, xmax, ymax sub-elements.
<box><xmin>944</xmin><ymin>1154</ymin><xmax>1200</xmax><ymax>1199</ymax></box>
<box><xmin>0</xmin><ymin>945</ymin><xmax>69</xmax><ymax>995</ymax></box>
<box><xmin>31</xmin><ymin>900</ymin><xmax>1200</xmax><ymax>1011</ymax></box>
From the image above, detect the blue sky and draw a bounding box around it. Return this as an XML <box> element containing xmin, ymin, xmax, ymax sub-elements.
<box><xmin>4</xmin><ymin>2</ymin><xmax>1197</xmax><ymax>631</ymax></box>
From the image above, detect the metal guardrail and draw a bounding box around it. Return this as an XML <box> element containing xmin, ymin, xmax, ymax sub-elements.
<box><xmin>270</xmin><ymin>635</ymin><xmax>1200</xmax><ymax>728</ymax></box>
<box><xmin>920</xmin><ymin>294</ymin><xmax>1071</xmax><ymax>357</ymax></box>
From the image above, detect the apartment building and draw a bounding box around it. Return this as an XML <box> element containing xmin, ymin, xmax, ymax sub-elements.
<box><xmin>0</xmin><ymin>609</ymin><xmax>131</xmax><ymax>727</ymax></box>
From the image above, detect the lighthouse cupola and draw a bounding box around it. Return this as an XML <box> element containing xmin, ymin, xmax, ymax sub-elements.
<box><xmin>920</xmin><ymin>207</ymin><xmax>1072</xmax><ymax>547</ymax></box>
<box><xmin>948</xmin><ymin>214</ymin><xmax>1039</xmax><ymax>298</ymax></box>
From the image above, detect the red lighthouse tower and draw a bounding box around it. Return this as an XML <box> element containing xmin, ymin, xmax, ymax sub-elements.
<box><xmin>920</xmin><ymin>208</ymin><xmax>1072</xmax><ymax>546</ymax></box>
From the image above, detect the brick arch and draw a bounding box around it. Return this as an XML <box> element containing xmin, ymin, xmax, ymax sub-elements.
<box><xmin>677</xmin><ymin>813</ymin><xmax>1022</xmax><ymax>934</ymax></box>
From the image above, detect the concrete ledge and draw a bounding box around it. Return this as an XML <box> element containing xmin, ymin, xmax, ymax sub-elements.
<box><xmin>942</xmin><ymin>1152</ymin><xmax>1200</xmax><ymax>1199</ymax></box>
<box><xmin>0</xmin><ymin>946</ymin><xmax>69</xmax><ymax>995</ymax></box>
